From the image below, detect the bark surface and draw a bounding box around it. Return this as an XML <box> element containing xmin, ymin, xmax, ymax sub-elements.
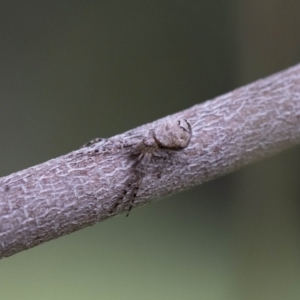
<box><xmin>1</xmin><ymin>64</ymin><xmax>300</xmax><ymax>259</ymax></box>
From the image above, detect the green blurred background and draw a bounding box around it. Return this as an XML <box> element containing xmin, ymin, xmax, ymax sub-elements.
<box><xmin>1</xmin><ymin>1</ymin><xmax>300</xmax><ymax>299</ymax></box>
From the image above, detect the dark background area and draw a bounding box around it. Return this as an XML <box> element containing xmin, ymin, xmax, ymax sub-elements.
<box><xmin>1</xmin><ymin>1</ymin><xmax>300</xmax><ymax>299</ymax></box>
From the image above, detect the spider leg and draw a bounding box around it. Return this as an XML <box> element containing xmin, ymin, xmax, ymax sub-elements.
<box><xmin>126</xmin><ymin>152</ymin><xmax>152</xmax><ymax>216</ymax></box>
<box><xmin>125</xmin><ymin>179</ymin><xmax>142</xmax><ymax>217</ymax></box>
<box><xmin>81</xmin><ymin>137</ymin><xmax>104</xmax><ymax>148</ymax></box>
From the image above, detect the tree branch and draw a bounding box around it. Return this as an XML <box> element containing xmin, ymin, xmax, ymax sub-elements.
<box><xmin>1</xmin><ymin>64</ymin><xmax>300</xmax><ymax>259</ymax></box>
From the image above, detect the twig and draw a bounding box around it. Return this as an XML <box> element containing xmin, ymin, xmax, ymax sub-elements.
<box><xmin>1</xmin><ymin>64</ymin><xmax>300</xmax><ymax>259</ymax></box>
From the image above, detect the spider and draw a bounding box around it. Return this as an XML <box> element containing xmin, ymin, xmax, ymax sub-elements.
<box><xmin>81</xmin><ymin>118</ymin><xmax>192</xmax><ymax>216</ymax></box>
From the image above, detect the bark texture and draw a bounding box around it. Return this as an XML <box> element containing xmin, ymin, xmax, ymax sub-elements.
<box><xmin>1</xmin><ymin>64</ymin><xmax>300</xmax><ymax>259</ymax></box>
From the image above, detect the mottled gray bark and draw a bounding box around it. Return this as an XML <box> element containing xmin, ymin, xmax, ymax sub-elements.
<box><xmin>1</xmin><ymin>64</ymin><xmax>300</xmax><ymax>259</ymax></box>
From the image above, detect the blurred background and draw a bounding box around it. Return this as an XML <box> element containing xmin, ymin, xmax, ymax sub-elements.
<box><xmin>1</xmin><ymin>1</ymin><xmax>300</xmax><ymax>299</ymax></box>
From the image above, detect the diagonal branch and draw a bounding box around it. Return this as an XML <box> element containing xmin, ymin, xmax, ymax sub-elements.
<box><xmin>1</xmin><ymin>64</ymin><xmax>300</xmax><ymax>259</ymax></box>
